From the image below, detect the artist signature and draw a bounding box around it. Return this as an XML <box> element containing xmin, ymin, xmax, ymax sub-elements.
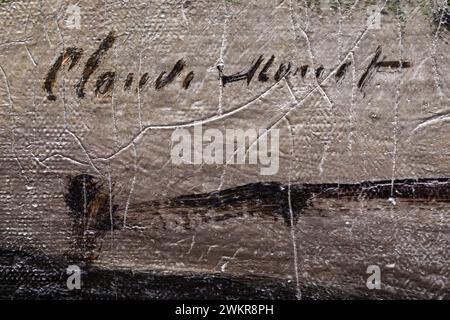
<box><xmin>43</xmin><ymin>31</ymin><xmax>411</xmax><ymax>101</ymax></box>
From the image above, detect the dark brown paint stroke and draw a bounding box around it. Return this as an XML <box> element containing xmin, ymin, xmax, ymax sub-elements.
<box><xmin>138</xmin><ymin>72</ymin><xmax>150</xmax><ymax>90</ymax></box>
<box><xmin>155</xmin><ymin>59</ymin><xmax>186</xmax><ymax>90</ymax></box>
<box><xmin>299</xmin><ymin>65</ymin><xmax>308</xmax><ymax>78</ymax></box>
<box><xmin>94</xmin><ymin>71</ymin><xmax>115</xmax><ymax>96</ymax></box>
<box><xmin>182</xmin><ymin>71</ymin><xmax>195</xmax><ymax>89</ymax></box>
<box><xmin>123</xmin><ymin>73</ymin><xmax>134</xmax><ymax>91</ymax></box>
<box><xmin>64</xmin><ymin>174</ymin><xmax>119</xmax><ymax>262</ymax></box>
<box><xmin>126</xmin><ymin>177</ymin><xmax>450</xmax><ymax>228</ymax></box>
<box><xmin>75</xmin><ymin>31</ymin><xmax>116</xmax><ymax>98</ymax></box>
<box><xmin>43</xmin><ymin>47</ymin><xmax>83</xmax><ymax>101</ymax></box>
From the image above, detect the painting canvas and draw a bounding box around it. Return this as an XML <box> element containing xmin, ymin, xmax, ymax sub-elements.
<box><xmin>0</xmin><ymin>0</ymin><xmax>449</xmax><ymax>301</ymax></box>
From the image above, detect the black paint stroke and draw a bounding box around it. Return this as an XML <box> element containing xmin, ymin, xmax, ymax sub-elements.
<box><xmin>376</xmin><ymin>61</ymin><xmax>412</xmax><ymax>69</ymax></box>
<box><xmin>315</xmin><ymin>65</ymin><xmax>324</xmax><ymax>79</ymax></box>
<box><xmin>274</xmin><ymin>62</ymin><xmax>292</xmax><ymax>82</ymax></box>
<box><xmin>246</xmin><ymin>55</ymin><xmax>264</xmax><ymax>84</ymax></box>
<box><xmin>357</xmin><ymin>45</ymin><xmax>382</xmax><ymax>91</ymax></box>
<box><xmin>335</xmin><ymin>62</ymin><xmax>351</xmax><ymax>84</ymax></box>
<box><xmin>434</xmin><ymin>7</ymin><xmax>450</xmax><ymax>32</ymax></box>
<box><xmin>258</xmin><ymin>55</ymin><xmax>275</xmax><ymax>82</ymax></box>
<box><xmin>219</xmin><ymin>55</ymin><xmax>264</xmax><ymax>87</ymax></box>
<box><xmin>299</xmin><ymin>65</ymin><xmax>308</xmax><ymax>78</ymax></box>
<box><xmin>65</xmin><ymin>174</ymin><xmax>118</xmax><ymax>231</ymax></box>
<box><xmin>1</xmin><ymin>248</ymin><xmax>377</xmax><ymax>299</ymax></box>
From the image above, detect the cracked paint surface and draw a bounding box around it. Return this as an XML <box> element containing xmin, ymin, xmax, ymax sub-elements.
<box><xmin>0</xmin><ymin>0</ymin><xmax>449</xmax><ymax>299</ymax></box>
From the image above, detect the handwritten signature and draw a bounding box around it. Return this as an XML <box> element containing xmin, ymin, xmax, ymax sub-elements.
<box><xmin>43</xmin><ymin>31</ymin><xmax>411</xmax><ymax>101</ymax></box>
